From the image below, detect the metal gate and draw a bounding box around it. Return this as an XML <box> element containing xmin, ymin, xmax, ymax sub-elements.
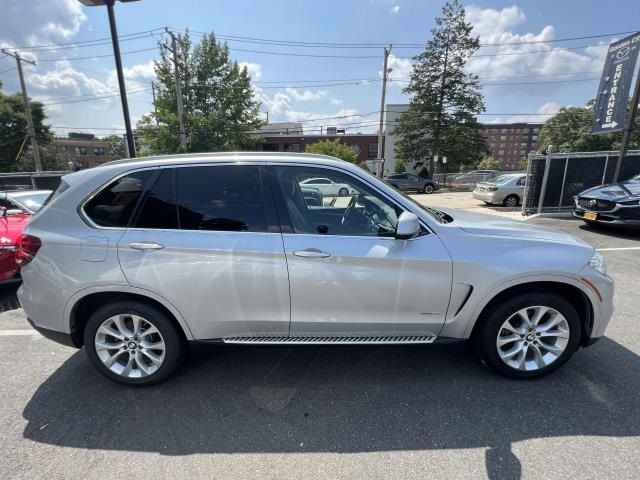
<box><xmin>522</xmin><ymin>150</ymin><xmax>640</xmax><ymax>214</ymax></box>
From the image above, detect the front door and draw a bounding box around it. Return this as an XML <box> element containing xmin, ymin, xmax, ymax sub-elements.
<box><xmin>270</xmin><ymin>165</ymin><xmax>452</xmax><ymax>338</ymax></box>
<box><xmin>117</xmin><ymin>165</ymin><xmax>290</xmax><ymax>340</ymax></box>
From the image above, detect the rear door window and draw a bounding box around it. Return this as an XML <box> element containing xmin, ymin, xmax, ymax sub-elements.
<box><xmin>175</xmin><ymin>165</ymin><xmax>268</xmax><ymax>232</ymax></box>
<box><xmin>134</xmin><ymin>168</ymin><xmax>179</xmax><ymax>229</ymax></box>
<box><xmin>84</xmin><ymin>170</ymin><xmax>153</xmax><ymax>227</ymax></box>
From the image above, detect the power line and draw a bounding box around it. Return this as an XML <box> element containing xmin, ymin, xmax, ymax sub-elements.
<box><xmin>41</xmin><ymin>87</ymin><xmax>152</xmax><ymax>106</ymax></box>
<box><xmin>36</xmin><ymin>46</ymin><xmax>158</xmax><ymax>63</ymax></box>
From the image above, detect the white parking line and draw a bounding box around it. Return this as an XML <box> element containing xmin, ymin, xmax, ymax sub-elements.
<box><xmin>0</xmin><ymin>330</ymin><xmax>39</xmax><ymax>336</ymax></box>
<box><xmin>596</xmin><ymin>247</ymin><xmax>640</xmax><ymax>251</ymax></box>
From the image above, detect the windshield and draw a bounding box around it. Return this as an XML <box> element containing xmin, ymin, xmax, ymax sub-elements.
<box><xmin>627</xmin><ymin>174</ymin><xmax>640</xmax><ymax>183</ymax></box>
<box><xmin>10</xmin><ymin>192</ymin><xmax>51</xmax><ymax>212</ymax></box>
<box><xmin>395</xmin><ymin>188</ymin><xmax>452</xmax><ymax>223</ymax></box>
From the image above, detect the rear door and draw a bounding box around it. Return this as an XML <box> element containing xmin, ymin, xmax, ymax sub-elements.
<box><xmin>117</xmin><ymin>164</ymin><xmax>290</xmax><ymax>340</ymax></box>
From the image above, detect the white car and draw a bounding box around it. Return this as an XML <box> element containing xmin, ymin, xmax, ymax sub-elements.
<box><xmin>299</xmin><ymin>177</ymin><xmax>353</xmax><ymax>197</ymax></box>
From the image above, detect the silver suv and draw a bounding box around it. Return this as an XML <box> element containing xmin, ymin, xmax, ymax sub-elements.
<box><xmin>18</xmin><ymin>153</ymin><xmax>614</xmax><ymax>385</ymax></box>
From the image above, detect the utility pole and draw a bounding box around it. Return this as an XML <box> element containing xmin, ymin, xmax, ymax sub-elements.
<box><xmin>151</xmin><ymin>81</ymin><xmax>159</xmax><ymax>125</ymax></box>
<box><xmin>105</xmin><ymin>1</ymin><xmax>136</xmax><ymax>158</ymax></box>
<box><xmin>376</xmin><ymin>45</ymin><xmax>391</xmax><ymax>178</ymax></box>
<box><xmin>613</xmin><ymin>63</ymin><xmax>640</xmax><ymax>182</ymax></box>
<box><xmin>164</xmin><ymin>28</ymin><xmax>187</xmax><ymax>149</ymax></box>
<box><xmin>1</xmin><ymin>49</ymin><xmax>42</xmax><ymax>171</ymax></box>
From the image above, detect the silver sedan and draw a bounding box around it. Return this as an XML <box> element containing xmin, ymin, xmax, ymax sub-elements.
<box><xmin>472</xmin><ymin>173</ymin><xmax>527</xmax><ymax>207</ymax></box>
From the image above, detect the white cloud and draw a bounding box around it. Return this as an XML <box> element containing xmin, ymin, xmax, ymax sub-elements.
<box><xmin>384</xmin><ymin>54</ymin><xmax>413</xmax><ymax>86</ymax></box>
<box><xmin>0</xmin><ymin>0</ymin><xmax>87</xmax><ymax>49</ymax></box>
<box><xmin>330</xmin><ymin>98</ymin><xmax>343</xmax><ymax>105</ymax></box>
<box><xmin>492</xmin><ymin>102</ymin><xmax>563</xmax><ymax>124</ymax></box>
<box><xmin>239</xmin><ymin>61</ymin><xmax>262</xmax><ymax>81</ymax></box>
<box><xmin>466</xmin><ymin>5</ymin><xmax>606</xmax><ymax>79</ymax></box>
<box><xmin>390</xmin><ymin>5</ymin><xmax>400</xmax><ymax>14</ymax></box>
<box><xmin>285</xmin><ymin>87</ymin><xmax>327</xmax><ymax>102</ymax></box>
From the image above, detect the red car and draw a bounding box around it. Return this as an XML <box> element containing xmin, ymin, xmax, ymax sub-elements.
<box><xmin>0</xmin><ymin>190</ymin><xmax>51</xmax><ymax>283</ymax></box>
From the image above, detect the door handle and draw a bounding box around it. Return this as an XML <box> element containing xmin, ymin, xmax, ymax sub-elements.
<box><xmin>293</xmin><ymin>248</ymin><xmax>331</xmax><ymax>258</ymax></box>
<box><xmin>128</xmin><ymin>241</ymin><xmax>164</xmax><ymax>251</ymax></box>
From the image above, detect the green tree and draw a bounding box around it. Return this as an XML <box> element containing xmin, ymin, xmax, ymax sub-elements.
<box><xmin>137</xmin><ymin>32</ymin><xmax>263</xmax><ymax>154</ymax></box>
<box><xmin>476</xmin><ymin>156</ymin><xmax>500</xmax><ymax>170</ymax></box>
<box><xmin>394</xmin><ymin>158</ymin><xmax>406</xmax><ymax>173</ymax></box>
<box><xmin>305</xmin><ymin>139</ymin><xmax>358</xmax><ymax>163</ymax></box>
<box><xmin>394</xmin><ymin>0</ymin><xmax>487</xmax><ymax>177</ymax></box>
<box><xmin>0</xmin><ymin>81</ymin><xmax>52</xmax><ymax>171</ymax></box>
<box><xmin>18</xmin><ymin>144</ymin><xmax>70</xmax><ymax>171</ymax></box>
<box><xmin>518</xmin><ymin>156</ymin><xmax>528</xmax><ymax>170</ymax></box>
<box><xmin>103</xmin><ymin>134</ymin><xmax>127</xmax><ymax>160</ymax></box>
<box><xmin>538</xmin><ymin>100</ymin><xmax>640</xmax><ymax>152</ymax></box>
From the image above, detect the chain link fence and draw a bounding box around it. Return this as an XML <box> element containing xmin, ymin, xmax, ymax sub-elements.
<box><xmin>0</xmin><ymin>172</ymin><xmax>67</xmax><ymax>192</ymax></box>
<box><xmin>522</xmin><ymin>150</ymin><xmax>640</xmax><ymax>214</ymax></box>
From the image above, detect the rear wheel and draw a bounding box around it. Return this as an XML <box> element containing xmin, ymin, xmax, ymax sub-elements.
<box><xmin>474</xmin><ymin>292</ymin><xmax>581</xmax><ymax>379</ymax></box>
<box><xmin>423</xmin><ymin>184</ymin><xmax>435</xmax><ymax>194</ymax></box>
<box><xmin>84</xmin><ymin>301</ymin><xmax>184</xmax><ymax>386</ymax></box>
<box><xmin>503</xmin><ymin>194</ymin><xmax>519</xmax><ymax>207</ymax></box>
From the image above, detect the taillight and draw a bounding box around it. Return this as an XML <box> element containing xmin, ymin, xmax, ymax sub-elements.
<box><xmin>16</xmin><ymin>234</ymin><xmax>42</xmax><ymax>266</ymax></box>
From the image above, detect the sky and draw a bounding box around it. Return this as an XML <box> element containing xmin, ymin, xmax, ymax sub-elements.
<box><xmin>0</xmin><ymin>0</ymin><xmax>639</xmax><ymax>138</ymax></box>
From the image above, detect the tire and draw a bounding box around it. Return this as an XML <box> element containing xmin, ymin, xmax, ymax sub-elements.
<box><xmin>84</xmin><ymin>301</ymin><xmax>184</xmax><ymax>386</ymax></box>
<box><xmin>423</xmin><ymin>184</ymin><xmax>435</xmax><ymax>194</ymax></box>
<box><xmin>338</xmin><ymin>187</ymin><xmax>349</xmax><ymax>196</ymax></box>
<box><xmin>474</xmin><ymin>292</ymin><xmax>581</xmax><ymax>379</ymax></box>
<box><xmin>503</xmin><ymin>194</ymin><xmax>519</xmax><ymax>207</ymax></box>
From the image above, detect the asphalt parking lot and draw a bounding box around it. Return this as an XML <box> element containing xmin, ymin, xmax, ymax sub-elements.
<box><xmin>0</xmin><ymin>216</ymin><xmax>638</xmax><ymax>480</ymax></box>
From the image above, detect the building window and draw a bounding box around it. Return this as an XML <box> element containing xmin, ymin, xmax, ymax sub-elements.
<box><xmin>368</xmin><ymin>143</ymin><xmax>378</xmax><ymax>158</ymax></box>
<box><xmin>94</xmin><ymin>147</ymin><xmax>105</xmax><ymax>156</ymax></box>
<box><xmin>74</xmin><ymin>146</ymin><xmax>87</xmax><ymax>156</ymax></box>
<box><xmin>284</xmin><ymin>143</ymin><xmax>300</xmax><ymax>152</ymax></box>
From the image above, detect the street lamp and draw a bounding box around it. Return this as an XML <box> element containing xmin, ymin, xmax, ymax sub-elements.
<box><xmin>78</xmin><ymin>0</ymin><xmax>139</xmax><ymax>158</ymax></box>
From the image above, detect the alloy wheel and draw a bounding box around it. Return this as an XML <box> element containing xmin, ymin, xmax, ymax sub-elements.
<box><xmin>94</xmin><ymin>314</ymin><xmax>166</xmax><ymax>378</ymax></box>
<box><xmin>504</xmin><ymin>196</ymin><xmax>518</xmax><ymax>207</ymax></box>
<box><xmin>496</xmin><ymin>306</ymin><xmax>570</xmax><ymax>372</ymax></box>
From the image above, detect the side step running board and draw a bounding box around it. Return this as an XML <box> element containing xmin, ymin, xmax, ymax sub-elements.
<box><xmin>223</xmin><ymin>335</ymin><xmax>437</xmax><ymax>345</ymax></box>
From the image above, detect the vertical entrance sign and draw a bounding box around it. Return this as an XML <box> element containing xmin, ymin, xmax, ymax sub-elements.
<box><xmin>592</xmin><ymin>32</ymin><xmax>640</xmax><ymax>134</ymax></box>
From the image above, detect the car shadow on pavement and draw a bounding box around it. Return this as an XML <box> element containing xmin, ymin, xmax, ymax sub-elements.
<box><xmin>578</xmin><ymin>223</ymin><xmax>640</xmax><ymax>240</ymax></box>
<box><xmin>22</xmin><ymin>338</ymin><xmax>640</xmax><ymax>480</ymax></box>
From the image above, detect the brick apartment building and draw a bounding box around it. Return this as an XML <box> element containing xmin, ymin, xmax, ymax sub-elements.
<box><xmin>53</xmin><ymin>132</ymin><xmax>112</xmax><ymax>168</ymax></box>
<box><xmin>481</xmin><ymin>123</ymin><xmax>543</xmax><ymax>170</ymax></box>
<box><xmin>258</xmin><ymin>129</ymin><xmax>379</xmax><ymax>164</ymax></box>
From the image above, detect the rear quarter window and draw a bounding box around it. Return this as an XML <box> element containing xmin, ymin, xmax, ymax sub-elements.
<box><xmin>84</xmin><ymin>170</ymin><xmax>153</xmax><ymax>227</ymax></box>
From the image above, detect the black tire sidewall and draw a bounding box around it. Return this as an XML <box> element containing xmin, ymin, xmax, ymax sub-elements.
<box><xmin>503</xmin><ymin>195</ymin><xmax>519</xmax><ymax>207</ymax></box>
<box><xmin>476</xmin><ymin>292</ymin><xmax>581</xmax><ymax>379</ymax></box>
<box><xmin>83</xmin><ymin>301</ymin><xmax>183</xmax><ymax>386</ymax></box>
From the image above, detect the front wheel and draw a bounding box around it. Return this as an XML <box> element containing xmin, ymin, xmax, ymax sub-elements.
<box><xmin>422</xmin><ymin>184</ymin><xmax>435</xmax><ymax>194</ymax></box>
<box><xmin>84</xmin><ymin>301</ymin><xmax>184</xmax><ymax>386</ymax></box>
<box><xmin>474</xmin><ymin>292</ymin><xmax>581</xmax><ymax>379</ymax></box>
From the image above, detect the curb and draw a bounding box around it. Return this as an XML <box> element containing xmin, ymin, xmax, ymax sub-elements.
<box><xmin>523</xmin><ymin>212</ymin><xmax>574</xmax><ymax>222</ymax></box>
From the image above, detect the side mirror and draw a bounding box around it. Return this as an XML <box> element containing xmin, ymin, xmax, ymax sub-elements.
<box><xmin>395</xmin><ymin>211</ymin><xmax>420</xmax><ymax>240</ymax></box>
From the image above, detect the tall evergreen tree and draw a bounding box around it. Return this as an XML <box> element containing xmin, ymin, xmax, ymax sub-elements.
<box><xmin>394</xmin><ymin>0</ymin><xmax>487</xmax><ymax>176</ymax></box>
<box><xmin>137</xmin><ymin>32</ymin><xmax>263</xmax><ymax>154</ymax></box>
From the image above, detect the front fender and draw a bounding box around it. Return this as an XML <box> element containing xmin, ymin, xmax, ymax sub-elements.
<box><xmin>438</xmin><ymin>273</ymin><xmax>600</xmax><ymax>339</ymax></box>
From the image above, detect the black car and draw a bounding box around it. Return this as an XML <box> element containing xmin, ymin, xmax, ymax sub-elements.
<box><xmin>574</xmin><ymin>174</ymin><xmax>640</xmax><ymax>228</ymax></box>
<box><xmin>384</xmin><ymin>173</ymin><xmax>440</xmax><ymax>194</ymax></box>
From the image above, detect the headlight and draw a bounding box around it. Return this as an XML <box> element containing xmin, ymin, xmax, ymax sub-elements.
<box><xmin>589</xmin><ymin>251</ymin><xmax>607</xmax><ymax>275</ymax></box>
